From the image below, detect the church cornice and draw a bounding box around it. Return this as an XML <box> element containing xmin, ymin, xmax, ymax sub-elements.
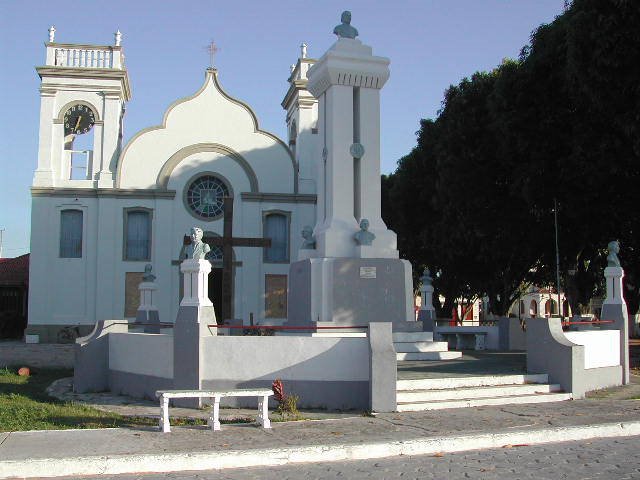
<box><xmin>31</xmin><ymin>187</ymin><xmax>176</xmax><ymax>199</ymax></box>
<box><xmin>36</xmin><ymin>66</ymin><xmax>131</xmax><ymax>101</ymax></box>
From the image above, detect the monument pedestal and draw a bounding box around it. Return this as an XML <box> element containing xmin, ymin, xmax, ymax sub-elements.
<box><xmin>135</xmin><ymin>281</ymin><xmax>160</xmax><ymax>333</ymax></box>
<box><xmin>418</xmin><ymin>276</ymin><xmax>436</xmax><ymax>331</ymax></box>
<box><xmin>173</xmin><ymin>259</ymin><xmax>216</xmax><ymax>406</ymax></box>
<box><xmin>287</xmin><ymin>258</ymin><xmax>414</xmax><ymax>330</ymax></box>
<box><xmin>600</xmin><ymin>266</ymin><xmax>630</xmax><ymax>384</ymax></box>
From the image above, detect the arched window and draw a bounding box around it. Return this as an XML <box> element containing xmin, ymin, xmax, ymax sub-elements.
<box><xmin>264</xmin><ymin>212</ymin><xmax>289</xmax><ymax>262</ymax></box>
<box><xmin>124</xmin><ymin>209</ymin><xmax>152</xmax><ymax>261</ymax></box>
<box><xmin>60</xmin><ymin>210</ymin><xmax>83</xmax><ymax>258</ymax></box>
<box><xmin>529</xmin><ymin>300</ymin><xmax>538</xmax><ymax>317</ymax></box>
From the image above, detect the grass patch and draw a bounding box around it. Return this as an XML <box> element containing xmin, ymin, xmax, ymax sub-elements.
<box><xmin>0</xmin><ymin>367</ymin><xmax>160</xmax><ymax>432</ymax></box>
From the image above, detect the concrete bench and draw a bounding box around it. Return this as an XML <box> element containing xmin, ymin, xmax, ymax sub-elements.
<box><xmin>435</xmin><ymin>331</ymin><xmax>488</xmax><ymax>350</ymax></box>
<box><xmin>155</xmin><ymin>388</ymin><xmax>273</xmax><ymax>432</ymax></box>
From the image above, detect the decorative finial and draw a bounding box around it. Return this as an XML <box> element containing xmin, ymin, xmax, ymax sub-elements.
<box><xmin>290</xmin><ymin>64</ymin><xmax>296</xmax><ymax>73</ymax></box>
<box><xmin>333</xmin><ymin>11</ymin><xmax>358</xmax><ymax>39</ymax></box>
<box><xmin>114</xmin><ymin>29</ymin><xmax>122</xmax><ymax>46</ymax></box>
<box><xmin>206</xmin><ymin>40</ymin><xmax>220</xmax><ymax>69</ymax></box>
<box><xmin>300</xmin><ymin>43</ymin><xmax>307</xmax><ymax>59</ymax></box>
<box><xmin>48</xmin><ymin>26</ymin><xmax>56</xmax><ymax>43</ymax></box>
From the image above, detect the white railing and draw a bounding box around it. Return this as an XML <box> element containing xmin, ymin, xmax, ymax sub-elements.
<box><xmin>46</xmin><ymin>44</ymin><xmax>123</xmax><ymax>69</ymax></box>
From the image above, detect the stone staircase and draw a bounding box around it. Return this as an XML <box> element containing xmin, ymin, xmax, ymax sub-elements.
<box><xmin>396</xmin><ymin>373</ymin><xmax>572</xmax><ymax>412</ymax></box>
<box><xmin>393</xmin><ymin>331</ymin><xmax>462</xmax><ymax>361</ymax></box>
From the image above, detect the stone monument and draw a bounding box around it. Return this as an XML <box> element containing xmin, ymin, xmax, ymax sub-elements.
<box><xmin>135</xmin><ymin>264</ymin><xmax>160</xmax><ymax>333</ymax></box>
<box><xmin>174</xmin><ymin>228</ymin><xmax>216</xmax><ymax>406</ymax></box>
<box><xmin>287</xmin><ymin>13</ymin><xmax>414</xmax><ymax>331</ymax></box>
<box><xmin>417</xmin><ymin>268</ymin><xmax>436</xmax><ymax>331</ymax></box>
<box><xmin>600</xmin><ymin>240</ymin><xmax>629</xmax><ymax>384</ymax></box>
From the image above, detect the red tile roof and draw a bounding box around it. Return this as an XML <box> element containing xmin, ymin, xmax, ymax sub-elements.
<box><xmin>0</xmin><ymin>254</ymin><xmax>29</xmax><ymax>286</ymax></box>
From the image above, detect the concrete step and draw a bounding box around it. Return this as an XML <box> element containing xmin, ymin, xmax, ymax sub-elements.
<box><xmin>397</xmin><ymin>383</ymin><xmax>562</xmax><ymax>403</ymax></box>
<box><xmin>397</xmin><ymin>392</ymin><xmax>573</xmax><ymax>412</ymax></box>
<box><xmin>394</xmin><ymin>341</ymin><xmax>450</xmax><ymax>353</ymax></box>
<box><xmin>396</xmin><ymin>374</ymin><xmax>549</xmax><ymax>391</ymax></box>
<box><xmin>396</xmin><ymin>351</ymin><xmax>463</xmax><ymax>361</ymax></box>
<box><xmin>393</xmin><ymin>332</ymin><xmax>434</xmax><ymax>343</ymax></box>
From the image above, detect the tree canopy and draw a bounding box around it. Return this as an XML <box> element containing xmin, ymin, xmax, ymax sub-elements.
<box><xmin>385</xmin><ymin>0</ymin><xmax>640</xmax><ymax>317</ymax></box>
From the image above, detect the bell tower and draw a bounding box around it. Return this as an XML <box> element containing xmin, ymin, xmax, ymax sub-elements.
<box><xmin>281</xmin><ymin>43</ymin><xmax>319</xmax><ymax>195</ymax></box>
<box><xmin>33</xmin><ymin>27</ymin><xmax>131</xmax><ymax>188</ymax></box>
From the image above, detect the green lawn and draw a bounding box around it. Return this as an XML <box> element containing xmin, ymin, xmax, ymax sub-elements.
<box><xmin>0</xmin><ymin>367</ymin><xmax>159</xmax><ymax>432</ymax></box>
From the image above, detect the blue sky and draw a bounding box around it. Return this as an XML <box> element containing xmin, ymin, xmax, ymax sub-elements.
<box><xmin>0</xmin><ymin>1</ymin><xmax>564</xmax><ymax>257</ymax></box>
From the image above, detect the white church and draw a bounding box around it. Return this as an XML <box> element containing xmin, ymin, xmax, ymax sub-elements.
<box><xmin>27</xmin><ymin>29</ymin><xmax>322</xmax><ymax>342</ymax></box>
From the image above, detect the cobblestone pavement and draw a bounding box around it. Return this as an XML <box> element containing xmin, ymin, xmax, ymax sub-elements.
<box><xmin>71</xmin><ymin>436</ymin><xmax>640</xmax><ymax>479</ymax></box>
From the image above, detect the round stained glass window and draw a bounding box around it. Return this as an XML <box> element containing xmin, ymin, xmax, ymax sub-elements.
<box><xmin>185</xmin><ymin>175</ymin><xmax>229</xmax><ymax>220</ymax></box>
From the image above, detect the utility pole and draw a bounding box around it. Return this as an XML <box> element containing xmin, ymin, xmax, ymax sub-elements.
<box><xmin>554</xmin><ymin>199</ymin><xmax>562</xmax><ymax>318</ymax></box>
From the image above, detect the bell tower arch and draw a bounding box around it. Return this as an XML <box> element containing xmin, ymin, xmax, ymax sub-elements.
<box><xmin>33</xmin><ymin>27</ymin><xmax>131</xmax><ymax>188</ymax></box>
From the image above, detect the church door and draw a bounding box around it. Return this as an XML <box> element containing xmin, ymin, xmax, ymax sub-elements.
<box><xmin>209</xmin><ymin>267</ymin><xmax>223</xmax><ymax>324</ymax></box>
<box><xmin>203</xmin><ymin>239</ymin><xmax>227</xmax><ymax>324</ymax></box>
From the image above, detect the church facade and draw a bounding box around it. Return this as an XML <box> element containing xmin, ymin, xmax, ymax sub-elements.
<box><xmin>27</xmin><ymin>32</ymin><xmax>319</xmax><ymax>342</ymax></box>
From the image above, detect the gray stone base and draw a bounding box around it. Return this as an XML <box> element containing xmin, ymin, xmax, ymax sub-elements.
<box><xmin>287</xmin><ymin>258</ymin><xmax>414</xmax><ymax>330</ymax></box>
<box><xmin>109</xmin><ymin>370</ymin><xmax>173</xmax><ymax>401</ymax></box>
<box><xmin>417</xmin><ymin>310</ymin><xmax>435</xmax><ymax>332</ymax></box>
<box><xmin>135</xmin><ymin>310</ymin><xmax>160</xmax><ymax>334</ymax></box>
<box><xmin>24</xmin><ymin>324</ymin><xmax>94</xmax><ymax>344</ymax></box>
<box><xmin>201</xmin><ymin>379</ymin><xmax>368</xmax><ymax>410</ymax></box>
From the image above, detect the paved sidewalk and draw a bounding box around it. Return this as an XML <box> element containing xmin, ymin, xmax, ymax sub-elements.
<box><xmin>1</xmin><ymin>375</ymin><xmax>640</xmax><ymax>478</ymax></box>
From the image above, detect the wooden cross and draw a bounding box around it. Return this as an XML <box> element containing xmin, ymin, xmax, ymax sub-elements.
<box><xmin>207</xmin><ymin>197</ymin><xmax>271</xmax><ymax>323</ymax></box>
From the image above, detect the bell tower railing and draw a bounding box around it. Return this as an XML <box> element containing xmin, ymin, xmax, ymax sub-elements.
<box><xmin>45</xmin><ymin>43</ymin><xmax>124</xmax><ymax>69</ymax></box>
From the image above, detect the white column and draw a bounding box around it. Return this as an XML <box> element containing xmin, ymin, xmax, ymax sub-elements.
<box><xmin>306</xmin><ymin>38</ymin><xmax>397</xmax><ymax>259</ymax></box>
<box><xmin>180</xmin><ymin>259</ymin><xmax>212</xmax><ymax>307</ymax></box>
<box><xmin>603</xmin><ymin>266</ymin><xmax>625</xmax><ymax>305</ymax></box>
<box><xmin>33</xmin><ymin>90</ymin><xmax>56</xmax><ymax>186</ymax></box>
<box><xmin>314</xmin><ymin>85</ymin><xmax>358</xmax><ymax>258</ymax></box>
<box><xmin>96</xmin><ymin>92</ymin><xmax>121</xmax><ymax>187</ymax></box>
<box><xmin>138</xmin><ymin>281</ymin><xmax>157</xmax><ymax>311</ymax></box>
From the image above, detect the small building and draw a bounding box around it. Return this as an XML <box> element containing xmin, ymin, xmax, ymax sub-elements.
<box><xmin>0</xmin><ymin>254</ymin><xmax>29</xmax><ymax>339</ymax></box>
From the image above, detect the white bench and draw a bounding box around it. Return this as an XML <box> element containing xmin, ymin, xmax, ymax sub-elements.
<box><xmin>155</xmin><ymin>388</ymin><xmax>273</xmax><ymax>433</ymax></box>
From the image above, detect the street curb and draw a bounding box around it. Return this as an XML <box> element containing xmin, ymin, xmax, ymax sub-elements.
<box><xmin>2</xmin><ymin>421</ymin><xmax>640</xmax><ymax>478</ymax></box>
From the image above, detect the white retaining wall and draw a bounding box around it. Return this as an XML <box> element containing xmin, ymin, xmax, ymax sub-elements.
<box><xmin>564</xmin><ymin>330</ymin><xmax>620</xmax><ymax>369</ymax></box>
<box><xmin>109</xmin><ymin>333</ymin><xmax>173</xmax><ymax>379</ymax></box>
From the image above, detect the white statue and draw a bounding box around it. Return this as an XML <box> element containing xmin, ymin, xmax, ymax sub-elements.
<box><xmin>301</xmin><ymin>225</ymin><xmax>316</xmax><ymax>249</ymax></box>
<box><xmin>183</xmin><ymin>227</ymin><xmax>211</xmax><ymax>260</ymax></box>
<box><xmin>607</xmin><ymin>240</ymin><xmax>621</xmax><ymax>267</ymax></box>
<box><xmin>142</xmin><ymin>264</ymin><xmax>156</xmax><ymax>282</ymax></box>
<box><xmin>354</xmin><ymin>219</ymin><xmax>375</xmax><ymax>246</ymax></box>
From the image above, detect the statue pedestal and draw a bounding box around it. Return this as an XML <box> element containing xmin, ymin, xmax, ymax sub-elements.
<box><xmin>418</xmin><ymin>283</ymin><xmax>436</xmax><ymax>331</ymax></box>
<box><xmin>135</xmin><ymin>281</ymin><xmax>160</xmax><ymax>333</ymax></box>
<box><xmin>174</xmin><ymin>259</ymin><xmax>216</xmax><ymax>407</ymax></box>
<box><xmin>601</xmin><ymin>266</ymin><xmax>629</xmax><ymax>385</ymax></box>
<box><xmin>287</xmin><ymin>258</ymin><xmax>414</xmax><ymax>331</ymax></box>
<box><xmin>180</xmin><ymin>259</ymin><xmax>213</xmax><ymax>307</ymax></box>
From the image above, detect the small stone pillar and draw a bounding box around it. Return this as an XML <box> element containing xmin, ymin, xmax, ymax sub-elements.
<box><xmin>173</xmin><ymin>259</ymin><xmax>217</xmax><ymax>406</ymax></box>
<box><xmin>135</xmin><ymin>280</ymin><xmax>160</xmax><ymax>333</ymax></box>
<box><xmin>417</xmin><ymin>268</ymin><xmax>436</xmax><ymax>331</ymax></box>
<box><xmin>601</xmin><ymin>266</ymin><xmax>629</xmax><ymax>384</ymax></box>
